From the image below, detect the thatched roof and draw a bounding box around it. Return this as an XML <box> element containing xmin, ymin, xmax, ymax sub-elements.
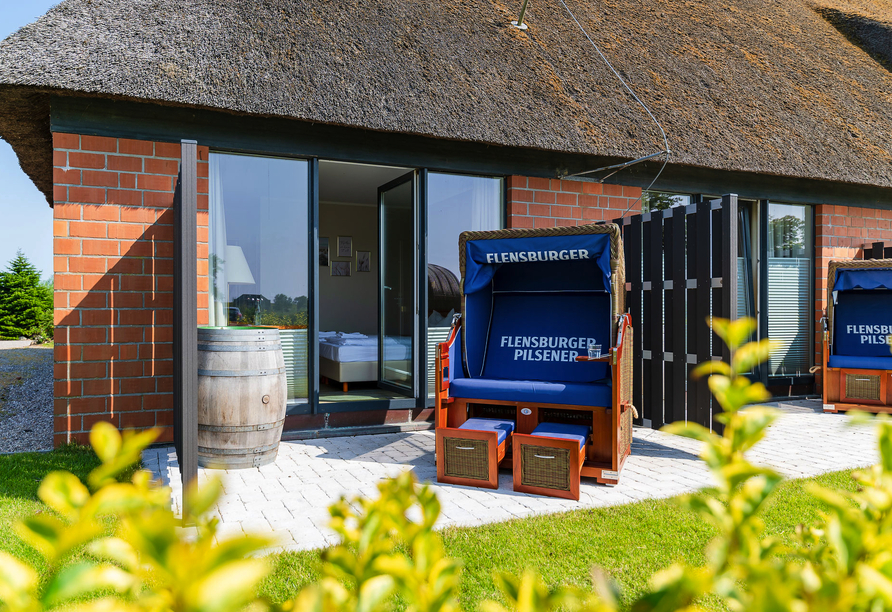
<box><xmin>1</xmin><ymin>0</ymin><xmax>892</xmax><ymax>203</ymax></box>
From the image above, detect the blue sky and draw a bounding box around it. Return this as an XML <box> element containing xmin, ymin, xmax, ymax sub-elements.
<box><xmin>0</xmin><ymin>2</ymin><xmax>60</xmax><ymax>278</ymax></box>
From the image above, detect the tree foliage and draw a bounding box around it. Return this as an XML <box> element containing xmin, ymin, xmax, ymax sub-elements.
<box><xmin>768</xmin><ymin>214</ymin><xmax>807</xmax><ymax>256</ymax></box>
<box><xmin>642</xmin><ymin>192</ymin><xmax>681</xmax><ymax>212</ymax></box>
<box><xmin>0</xmin><ymin>251</ymin><xmax>53</xmax><ymax>341</ymax></box>
<box><xmin>3</xmin><ymin>319</ymin><xmax>892</xmax><ymax>612</ymax></box>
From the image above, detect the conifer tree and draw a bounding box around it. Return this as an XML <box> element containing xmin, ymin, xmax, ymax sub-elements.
<box><xmin>0</xmin><ymin>250</ymin><xmax>53</xmax><ymax>340</ymax></box>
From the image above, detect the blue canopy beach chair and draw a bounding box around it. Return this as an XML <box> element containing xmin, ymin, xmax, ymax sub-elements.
<box><xmin>822</xmin><ymin>259</ymin><xmax>892</xmax><ymax>413</ymax></box>
<box><xmin>435</xmin><ymin>224</ymin><xmax>633</xmax><ymax>497</ymax></box>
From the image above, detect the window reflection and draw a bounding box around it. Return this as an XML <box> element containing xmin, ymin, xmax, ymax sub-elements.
<box><xmin>209</xmin><ymin>153</ymin><xmax>309</xmax><ymax>402</ymax></box>
<box><xmin>426</xmin><ymin>174</ymin><xmax>503</xmax><ymax>396</ymax></box>
<box><xmin>767</xmin><ymin>203</ymin><xmax>813</xmax><ymax>376</ymax></box>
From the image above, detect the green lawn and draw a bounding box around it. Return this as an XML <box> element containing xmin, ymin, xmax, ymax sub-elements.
<box><xmin>261</xmin><ymin>469</ymin><xmax>860</xmax><ymax>609</ymax></box>
<box><xmin>0</xmin><ymin>448</ymin><xmax>861</xmax><ymax>610</ymax></box>
<box><xmin>0</xmin><ymin>445</ymin><xmax>100</xmax><ymax>572</ymax></box>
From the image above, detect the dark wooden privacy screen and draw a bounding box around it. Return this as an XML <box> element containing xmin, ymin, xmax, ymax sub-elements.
<box><xmin>867</xmin><ymin>242</ymin><xmax>892</xmax><ymax>260</ymax></box>
<box><xmin>614</xmin><ymin>194</ymin><xmax>738</xmax><ymax>433</ymax></box>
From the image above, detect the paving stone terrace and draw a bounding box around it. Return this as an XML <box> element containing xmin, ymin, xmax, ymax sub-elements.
<box><xmin>142</xmin><ymin>400</ymin><xmax>878</xmax><ymax>552</ymax></box>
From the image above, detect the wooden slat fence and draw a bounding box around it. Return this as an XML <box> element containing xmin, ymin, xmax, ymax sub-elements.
<box><xmin>614</xmin><ymin>194</ymin><xmax>738</xmax><ymax>432</ymax></box>
<box><xmin>867</xmin><ymin>242</ymin><xmax>892</xmax><ymax>260</ymax></box>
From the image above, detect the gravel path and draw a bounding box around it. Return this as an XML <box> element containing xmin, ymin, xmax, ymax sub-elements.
<box><xmin>0</xmin><ymin>347</ymin><xmax>53</xmax><ymax>454</ymax></box>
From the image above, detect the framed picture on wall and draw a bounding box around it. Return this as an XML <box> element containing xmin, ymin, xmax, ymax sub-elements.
<box><xmin>356</xmin><ymin>251</ymin><xmax>371</xmax><ymax>272</ymax></box>
<box><xmin>331</xmin><ymin>261</ymin><xmax>351</xmax><ymax>277</ymax></box>
<box><xmin>319</xmin><ymin>237</ymin><xmax>330</xmax><ymax>266</ymax></box>
<box><xmin>337</xmin><ymin>236</ymin><xmax>352</xmax><ymax>258</ymax></box>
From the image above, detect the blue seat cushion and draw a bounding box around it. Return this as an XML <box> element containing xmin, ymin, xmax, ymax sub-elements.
<box><xmin>457</xmin><ymin>418</ymin><xmax>515</xmax><ymax>445</ymax></box>
<box><xmin>829</xmin><ymin>355</ymin><xmax>892</xmax><ymax>370</ymax></box>
<box><xmin>531</xmin><ymin>422</ymin><xmax>592</xmax><ymax>449</ymax></box>
<box><xmin>450</xmin><ymin>378</ymin><xmax>612</xmax><ymax>407</ymax></box>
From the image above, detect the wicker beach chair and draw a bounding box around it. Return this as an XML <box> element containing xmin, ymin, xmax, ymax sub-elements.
<box><xmin>821</xmin><ymin>259</ymin><xmax>892</xmax><ymax>413</ymax></box>
<box><xmin>435</xmin><ymin>224</ymin><xmax>634</xmax><ymax>493</ymax></box>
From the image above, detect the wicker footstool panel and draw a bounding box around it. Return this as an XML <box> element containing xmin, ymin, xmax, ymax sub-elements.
<box><xmin>436</xmin><ymin>427</ymin><xmax>505</xmax><ymax>489</ymax></box>
<box><xmin>512</xmin><ymin>433</ymin><xmax>586</xmax><ymax>500</ymax></box>
<box><xmin>520</xmin><ymin>444</ymin><xmax>571</xmax><ymax>491</ymax></box>
<box><xmin>443</xmin><ymin>436</ymin><xmax>490</xmax><ymax>481</ymax></box>
<box><xmin>846</xmin><ymin>373</ymin><xmax>881</xmax><ymax>401</ymax></box>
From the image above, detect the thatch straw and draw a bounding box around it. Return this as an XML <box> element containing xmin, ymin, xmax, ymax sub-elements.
<box><xmin>1</xmin><ymin>0</ymin><xmax>891</xmax><ymax>203</ymax></box>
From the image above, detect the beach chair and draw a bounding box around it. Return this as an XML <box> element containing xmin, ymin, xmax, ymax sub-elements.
<box><xmin>435</xmin><ymin>224</ymin><xmax>633</xmax><ymax>493</ymax></box>
<box><xmin>821</xmin><ymin>259</ymin><xmax>892</xmax><ymax>413</ymax></box>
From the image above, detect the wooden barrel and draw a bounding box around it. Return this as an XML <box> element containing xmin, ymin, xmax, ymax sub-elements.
<box><xmin>197</xmin><ymin>326</ymin><xmax>287</xmax><ymax>469</ymax></box>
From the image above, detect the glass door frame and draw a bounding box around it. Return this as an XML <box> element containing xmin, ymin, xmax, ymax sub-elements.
<box><xmin>375</xmin><ymin>170</ymin><xmax>425</xmax><ymax>405</ymax></box>
<box><xmin>308</xmin><ymin>161</ymin><xmax>426</xmax><ymax>414</ymax></box>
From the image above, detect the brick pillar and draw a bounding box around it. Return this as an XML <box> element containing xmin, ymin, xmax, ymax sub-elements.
<box><xmin>52</xmin><ymin>133</ymin><xmax>208</xmax><ymax>446</ymax></box>
<box><xmin>506</xmin><ymin>176</ymin><xmax>642</xmax><ymax>228</ymax></box>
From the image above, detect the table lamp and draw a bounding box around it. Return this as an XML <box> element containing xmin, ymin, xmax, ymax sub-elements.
<box><xmin>225</xmin><ymin>245</ymin><xmax>255</xmax><ymax>323</ymax></box>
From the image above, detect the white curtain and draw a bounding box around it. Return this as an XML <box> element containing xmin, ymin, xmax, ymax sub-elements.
<box><xmin>470</xmin><ymin>177</ymin><xmax>500</xmax><ymax>231</ymax></box>
<box><xmin>208</xmin><ymin>155</ymin><xmax>228</xmax><ymax>327</ymax></box>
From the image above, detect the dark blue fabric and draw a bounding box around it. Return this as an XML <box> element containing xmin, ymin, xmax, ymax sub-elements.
<box><xmin>481</xmin><ymin>292</ymin><xmax>610</xmax><ymax>382</ymax></box>
<box><xmin>531</xmin><ymin>422</ymin><xmax>592</xmax><ymax>449</ymax></box>
<box><xmin>457</xmin><ymin>417</ymin><xmax>515</xmax><ymax>445</ymax></box>
<box><xmin>835</xmin><ymin>269</ymin><xmax>892</xmax><ymax>292</ymax></box>
<box><xmin>464</xmin><ymin>234</ymin><xmax>612</xmax><ymax>295</ymax></box>
<box><xmin>833</xmin><ymin>290</ymin><xmax>892</xmax><ymax>357</ymax></box>
<box><xmin>828</xmin><ymin>355</ymin><xmax>892</xmax><ymax>370</ymax></box>
<box><xmin>491</xmin><ymin>259</ymin><xmax>608</xmax><ymax>293</ymax></box>
<box><xmin>449</xmin><ymin>378</ymin><xmax>613</xmax><ymax>407</ymax></box>
<box><xmin>447</xmin><ymin>330</ymin><xmax>464</xmax><ymax>382</ymax></box>
<box><xmin>464</xmin><ymin>290</ymin><xmax>491</xmax><ymax>377</ymax></box>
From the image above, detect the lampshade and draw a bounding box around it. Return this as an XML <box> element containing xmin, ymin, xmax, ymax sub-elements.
<box><xmin>225</xmin><ymin>245</ymin><xmax>255</xmax><ymax>285</ymax></box>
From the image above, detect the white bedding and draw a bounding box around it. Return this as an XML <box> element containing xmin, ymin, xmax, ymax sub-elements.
<box><xmin>319</xmin><ymin>335</ymin><xmax>412</xmax><ymax>363</ymax></box>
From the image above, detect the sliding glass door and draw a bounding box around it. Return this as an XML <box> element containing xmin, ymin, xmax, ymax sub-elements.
<box><xmin>378</xmin><ymin>172</ymin><xmax>418</xmax><ymax>396</ymax></box>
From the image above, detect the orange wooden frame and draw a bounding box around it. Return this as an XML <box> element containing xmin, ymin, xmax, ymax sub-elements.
<box><xmin>434</xmin><ymin>314</ymin><xmax>633</xmax><ymax>493</ymax></box>
<box><xmin>511</xmin><ymin>433</ymin><xmax>586</xmax><ymax>500</ymax></box>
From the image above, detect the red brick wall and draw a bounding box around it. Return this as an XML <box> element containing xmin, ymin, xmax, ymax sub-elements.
<box><xmin>506</xmin><ymin>176</ymin><xmax>643</xmax><ymax>228</ymax></box>
<box><xmin>813</xmin><ymin>204</ymin><xmax>892</xmax><ymax>390</ymax></box>
<box><xmin>52</xmin><ymin>133</ymin><xmax>209</xmax><ymax>446</ymax></box>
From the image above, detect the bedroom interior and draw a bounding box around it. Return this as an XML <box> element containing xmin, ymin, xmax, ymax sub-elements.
<box><xmin>318</xmin><ymin>161</ymin><xmax>410</xmax><ymax>403</ymax></box>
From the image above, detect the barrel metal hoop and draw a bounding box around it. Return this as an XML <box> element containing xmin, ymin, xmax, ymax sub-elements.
<box><xmin>198</xmin><ymin>329</ymin><xmax>280</xmax><ymax>338</ymax></box>
<box><xmin>197</xmin><ymin>367</ymin><xmax>287</xmax><ymax>377</ymax></box>
<box><xmin>198</xmin><ymin>419</ymin><xmax>285</xmax><ymax>433</ymax></box>
<box><xmin>197</xmin><ymin>343</ymin><xmax>282</xmax><ymax>352</ymax></box>
<box><xmin>197</xmin><ymin>335</ymin><xmax>276</xmax><ymax>342</ymax></box>
<box><xmin>198</xmin><ymin>442</ymin><xmax>280</xmax><ymax>455</ymax></box>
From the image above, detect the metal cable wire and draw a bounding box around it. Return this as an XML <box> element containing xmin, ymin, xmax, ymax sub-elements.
<box><xmin>552</xmin><ymin>0</ymin><xmax>671</xmax><ymax>217</ymax></box>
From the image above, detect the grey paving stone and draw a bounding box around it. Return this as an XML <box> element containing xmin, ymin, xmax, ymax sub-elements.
<box><xmin>143</xmin><ymin>400</ymin><xmax>879</xmax><ymax>553</ymax></box>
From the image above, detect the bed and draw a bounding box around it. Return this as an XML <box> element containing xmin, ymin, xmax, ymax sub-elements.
<box><xmin>318</xmin><ymin>332</ymin><xmax>411</xmax><ymax>392</ymax></box>
<box><xmin>319</xmin><ymin>329</ymin><xmax>453</xmax><ymax>393</ymax></box>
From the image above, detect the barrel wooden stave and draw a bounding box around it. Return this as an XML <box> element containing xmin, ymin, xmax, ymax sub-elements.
<box><xmin>197</xmin><ymin>327</ymin><xmax>287</xmax><ymax>469</ymax></box>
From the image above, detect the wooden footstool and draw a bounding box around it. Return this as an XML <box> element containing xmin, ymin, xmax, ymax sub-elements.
<box><xmin>512</xmin><ymin>423</ymin><xmax>591</xmax><ymax>500</ymax></box>
<box><xmin>436</xmin><ymin>418</ymin><xmax>515</xmax><ymax>489</ymax></box>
